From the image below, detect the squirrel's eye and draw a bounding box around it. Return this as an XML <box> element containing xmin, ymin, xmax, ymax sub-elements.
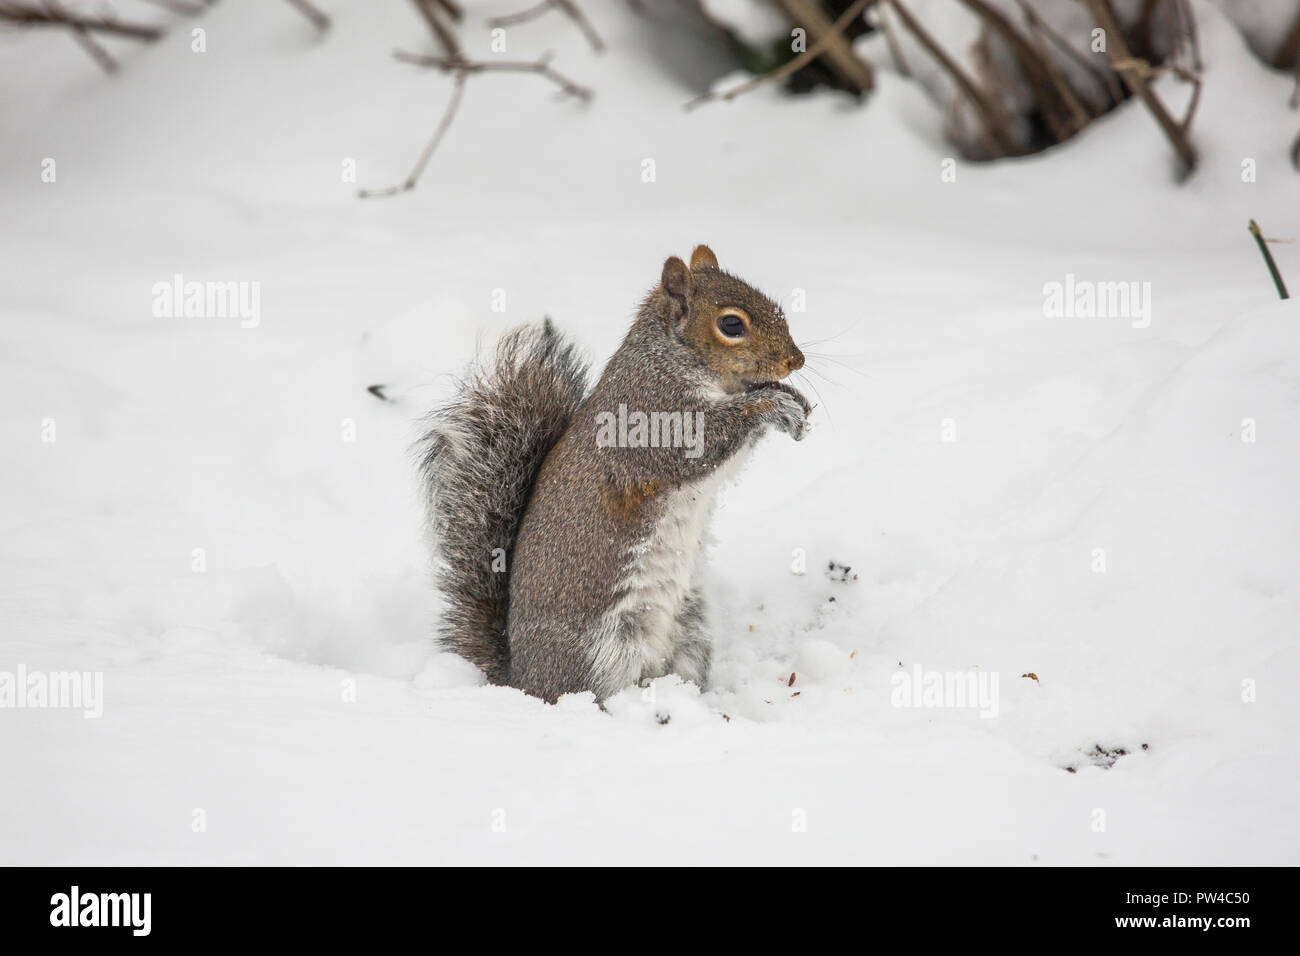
<box><xmin>717</xmin><ymin>313</ymin><xmax>746</xmax><ymax>338</ymax></box>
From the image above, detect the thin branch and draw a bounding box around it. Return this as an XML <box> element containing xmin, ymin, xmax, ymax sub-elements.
<box><xmin>957</xmin><ymin>0</ymin><xmax>1091</xmax><ymax>141</ymax></box>
<box><xmin>358</xmin><ymin>71</ymin><xmax>468</xmax><ymax>199</ymax></box>
<box><xmin>488</xmin><ymin>0</ymin><xmax>604</xmax><ymax>53</ymax></box>
<box><xmin>874</xmin><ymin>2</ymin><xmax>911</xmax><ymax>78</ymax></box>
<box><xmin>1011</xmin><ymin>0</ymin><xmax>1119</xmax><ymax>106</ymax></box>
<box><xmin>360</xmin><ymin>50</ymin><xmax>592</xmax><ymax>199</ymax></box>
<box><xmin>1178</xmin><ymin>67</ymin><xmax>1203</xmax><ymax>134</ymax></box>
<box><xmin>1129</xmin><ymin>0</ymin><xmax>1160</xmax><ymax>60</ymax></box>
<box><xmin>409</xmin><ymin>0</ymin><xmax>459</xmax><ymax>56</ymax></box>
<box><xmin>137</xmin><ymin>0</ymin><xmax>206</xmax><ymax>15</ymax></box>
<box><xmin>394</xmin><ymin>50</ymin><xmax>593</xmax><ymax>99</ymax></box>
<box><xmin>971</xmin><ymin>24</ymin><xmax>1017</xmax><ymax>139</ymax></box>
<box><xmin>1024</xmin><ymin>14</ymin><xmax>1100</xmax><ymax>127</ymax></box>
<box><xmin>887</xmin><ymin>0</ymin><xmax>1016</xmax><ymax>157</ymax></box>
<box><xmin>1135</xmin><ymin>0</ymin><xmax>1203</xmax><ymax>134</ymax></box>
<box><xmin>283</xmin><ymin>0</ymin><xmax>329</xmax><ymax>31</ymax></box>
<box><xmin>1173</xmin><ymin>0</ymin><xmax>1201</xmax><ymax>73</ymax></box>
<box><xmin>1161</xmin><ymin>0</ymin><xmax>1202</xmax><ymax>134</ymax></box>
<box><xmin>773</xmin><ymin>0</ymin><xmax>875</xmax><ymax>93</ymax></box>
<box><xmin>685</xmin><ymin>0</ymin><xmax>875</xmax><ymax>110</ymax></box>
<box><xmin>1082</xmin><ymin>0</ymin><xmax>1197</xmax><ymax>173</ymax></box>
<box><xmin>431</xmin><ymin>0</ymin><xmax>462</xmax><ymax>21</ymax></box>
<box><xmin>551</xmin><ymin>0</ymin><xmax>603</xmax><ymax>52</ymax></box>
<box><xmin>488</xmin><ymin>0</ymin><xmax>550</xmax><ymax>28</ymax></box>
<box><xmin>69</xmin><ymin>22</ymin><xmax>117</xmax><ymax>72</ymax></box>
<box><xmin>0</xmin><ymin>1</ymin><xmax>162</xmax><ymax>40</ymax></box>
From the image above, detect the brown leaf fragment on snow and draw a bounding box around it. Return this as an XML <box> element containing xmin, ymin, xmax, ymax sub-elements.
<box><xmin>1021</xmin><ymin>672</ymin><xmax>1039</xmax><ymax>683</ymax></box>
<box><xmin>787</xmin><ymin>672</ymin><xmax>796</xmax><ymax>687</ymax></box>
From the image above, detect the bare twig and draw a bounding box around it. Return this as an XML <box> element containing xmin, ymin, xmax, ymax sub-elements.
<box><xmin>1138</xmin><ymin>0</ymin><xmax>1203</xmax><ymax>134</ymax></box>
<box><xmin>360</xmin><ymin>50</ymin><xmax>591</xmax><ymax>198</ymax></box>
<box><xmin>1178</xmin><ymin>69</ymin><xmax>1203</xmax><ymax>136</ymax></box>
<box><xmin>1082</xmin><ymin>0</ymin><xmax>1197</xmax><ymax>173</ymax></box>
<box><xmin>0</xmin><ymin>0</ymin><xmax>160</xmax><ymax>71</ymax></box>
<box><xmin>432</xmin><ymin>0</ymin><xmax>462</xmax><ymax>21</ymax></box>
<box><xmin>1011</xmin><ymin>0</ymin><xmax>1119</xmax><ymax>106</ymax></box>
<box><xmin>68</xmin><ymin>22</ymin><xmax>117</xmax><ymax>72</ymax></box>
<box><xmin>490</xmin><ymin>0</ymin><xmax>603</xmax><ymax>52</ymax></box>
<box><xmin>1129</xmin><ymin>0</ymin><xmax>1160</xmax><ymax>59</ymax></box>
<box><xmin>970</xmin><ymin>24</ymin><xmax>1016</xmax><ymax>139</ymax></box>
<box><xmin>283</xmin><ymin>0</ymin><xmax>329</xmax><ymax>31</ymax></box>
<box><xmin>685</xmin><ymin>0</ymin><xmax>875</xmax><ymax>110</ymax></box>
<box><xmin>958</xmin><ymin>0</ymin><xmax>1091</xmax><ymax>141</ymax></box>
<box><xmin>137</xmin><ymin>0</ymin><xmax>205</xmax><ymax>15</ymax></box>
<box><xmin>874</xmin><ymin>2</ymin><xmax>911</xmax><ymax>78</ymax></box>
<box><xmin>1249</xmin><ymin>220</ymin><xmax>1290</xmax><ymax>300</ymax></box>
<box><xmin>1180</xmin><ymin>0</ymin><xmax>1206</xmax><ymax>136</ymax></box>
<box><xmin>1022</xmin><ymin>13</ymin><xmax>1101</xmax><ymax>127</ymax></box>
<box><xmin>773</xmin><ymin>0</ymin><xmax>875</xmax><ymax>93</ymax></box>
<box><xmin>489</xmin><ymin>0</ymin><xmax>550</xmax><ymax>28</ymax></box>
<box><xmin>888</xmin><ymin>0</ymin><xmax>1015</xmax><ymax>156</ymax></box>
<box><xmin>358</xmin><ymin>71</ymin><xmax>467</xmax><ymax>199</ymax></box>
<box><xmin>0</xmin><ymin>1</ymin><xmax>162</xmax><ymax>40</ymax></box>
<box><xmin>1179</xmin><ymin>71</ymin><xmax>1203</xmax><ymax>134</ymax></box>
<box><xmin>394</xmin><ymin>50</ymin><xmax>593</xmax><ymax>99</ymax></box>
<box><xmin>1172</xmin><ymin>0</ymin><xmax>1201</xmax><ymax>73</ymax></box>
<box><xmin>409</xmin><ymin>0</ymin><xmax>459</xmax><ymax>56</ymax></box>
<box><xmin>552</xmin><ymin>0</ymin><xmax>603</xmax><ymax>52</ymax></box>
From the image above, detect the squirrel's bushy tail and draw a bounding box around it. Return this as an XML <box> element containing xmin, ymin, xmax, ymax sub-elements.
<box><xmin>417</xmin><ymin>320</ymin><xmax>589</xmax><ymax>683</ymax></box>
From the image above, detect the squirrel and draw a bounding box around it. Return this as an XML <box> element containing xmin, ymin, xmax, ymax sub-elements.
<box><xmin>419</xmin><ymin>245</ymin><xmax>809</xmax><ymax>703</ymax></box>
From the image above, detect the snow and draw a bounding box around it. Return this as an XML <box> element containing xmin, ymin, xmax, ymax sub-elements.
<box><xmin>700</xmin><ymin>0</ymin><xmax>790</xmax><ymax>47</ymax></box>
<box><xmin>1212</xmin><ymin>1</ymin><xmax>1298</xmax><ymax>64</ymax></box>
<box><xmin>1</xmin><ymin>0</ymin><xmax>1298</xmax><ymax>865</ymax></box>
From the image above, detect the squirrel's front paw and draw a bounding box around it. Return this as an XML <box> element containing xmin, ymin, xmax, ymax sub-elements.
<box><xmin>752</xmin><ymin>384</ymin><xmax>810</xmax><ymax>441</ymax></box>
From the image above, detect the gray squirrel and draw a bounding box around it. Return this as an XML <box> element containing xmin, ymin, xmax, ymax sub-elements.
<box><xmin>419</xmin><ymin>245</ymin><xmax>809</xmax><ymax>702</ymax></box>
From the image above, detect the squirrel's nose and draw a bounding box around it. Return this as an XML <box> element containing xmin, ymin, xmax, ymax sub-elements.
<box><xmin>785</xmin><ymin>349</ymin><xmax>805</xmax><ymax>374</ymax></box>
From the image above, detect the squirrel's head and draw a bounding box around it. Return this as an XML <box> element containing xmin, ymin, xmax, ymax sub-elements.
<box><xmin>658</xmin><ymin>245</ymin><xmax>804</xmax><ymax>393</ymax></box>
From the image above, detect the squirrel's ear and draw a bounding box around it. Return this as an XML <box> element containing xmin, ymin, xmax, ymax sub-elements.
<box><xmin>689</xmin><ymin>245</ymin><xmax>719</xmax><ymax>271</ymax></box>
<box><xmin>661</xmin><ymin>256</ymin><xmax>692</xmax><ymax>324</ymax></box>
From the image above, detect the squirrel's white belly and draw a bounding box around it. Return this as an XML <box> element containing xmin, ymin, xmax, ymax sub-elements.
<box><xmin>588</xmin><ymin>448</ymin><xmax>752</xmax><ymax>697</ymax></box>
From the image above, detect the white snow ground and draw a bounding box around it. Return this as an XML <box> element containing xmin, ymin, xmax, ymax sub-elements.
<box><xmin>1</xmin><ymin>1</ymin><xmax>1298</xmax><ymax>865</ymax></box>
